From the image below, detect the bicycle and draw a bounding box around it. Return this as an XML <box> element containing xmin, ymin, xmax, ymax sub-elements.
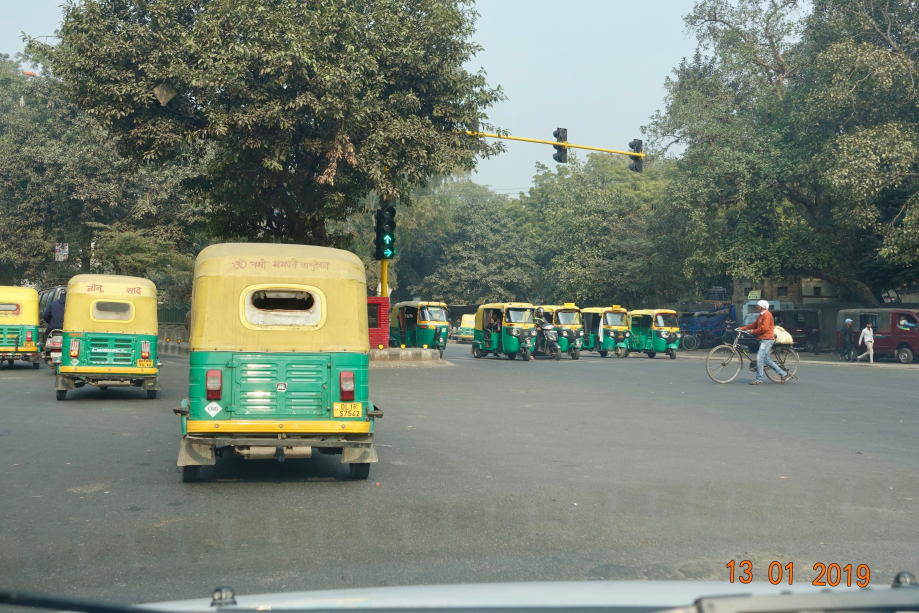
<box><xmin>706</xmin><ymin>330</ymin><xmax>799</xmax><ymax>384</ymax></box>
<box><xmin>681</xmin><ymin>332</ymin><xmax>700</xmax><ymax>351</ymax></box>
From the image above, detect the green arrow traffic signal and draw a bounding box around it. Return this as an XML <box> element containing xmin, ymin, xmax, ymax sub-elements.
<box><xmin>383</xmin><ymin>234</ymin><xmax>394</xmax><ymax>245</ymax></box>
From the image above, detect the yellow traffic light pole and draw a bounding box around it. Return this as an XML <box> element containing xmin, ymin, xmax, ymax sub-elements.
<box><xmin>465</xmin><ymin>131</ymin><xmax>646</xmax><ymax>158</ymax></box>
<box><xmin>381</xmin><ymin>259</ymin><xmax>388</xmax><ymax>298</ymax></box>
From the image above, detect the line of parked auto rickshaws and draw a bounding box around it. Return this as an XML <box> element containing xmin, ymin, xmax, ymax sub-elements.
<box><xmin>1</xmin><ymin>243</ymin><xmax>382</xmax><ymax>482</ymax></box>
<box><xmin>389</xmin><ymin>301</ymin><xmax>686</xmax><ymax>361</ymax></box>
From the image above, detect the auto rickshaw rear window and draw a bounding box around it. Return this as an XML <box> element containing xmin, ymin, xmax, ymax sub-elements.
<box><xmin>0</xmin><ymin>303</ymin><xmax>20</xmax><ymax>313</ymax></box>
<box><xmin>245</xmin><ymin>289</ymin><xmax>321</xmax><ymax>327</ymax></box>
<box><xmin>604</xmin><ymin>312</ymin><xmax>625</xmax><ymax>326</ymax></box>
<box><xmin>505</xmin><ymin>309</ymin><xmax>533</xmax><ymax>323</ymax></box>
<box><xmin>92</xmin><ymin>301</ymin><xmax>134</xmax><ymax>321</ymax></box>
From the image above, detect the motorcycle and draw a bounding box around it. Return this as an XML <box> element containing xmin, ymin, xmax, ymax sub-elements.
<box><xmin>43</xmin><ymin>329</ymin><xmax>63</xmax><ymax>369</ymax></box>
<box><xmin>533</xmin><ymin>322</ymin><xmax>562</xmax><ymax>361</ymax></box>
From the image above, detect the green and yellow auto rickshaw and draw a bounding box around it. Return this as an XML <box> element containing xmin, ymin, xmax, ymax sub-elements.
<box><xmin>472</xmin><ymin>302</ymin><xmax>537</xmax><ymax>360</ymax></box>
<box><xmin>628</xmin><ymin>309</ymin><xmax>683</xmax><ymax>359</ymax></box>
<box><xmin>581</xmin><ymin>306</ymin><xmax>631</xmax><ymax>358</ymax></box>
<box><xmin>537</xmin><ymin>303</ymin><xmax>584</xmax><ymax>359</ymax></box>
<box><xmin>0</xmin><ymin>286</ymin><xmax>41</xmax><ymax>369</ymax></box>
<box><xmin>174</xmin><ymin>243</ymin><xmax>381</xmax><ymax>482</ymax></box>
<box><xmin>457</xmin><ymin>313</ymin><xmax>475</xmax><ymax>343</ymax></box>
<box><xmin>389</xmin><ymin>301</ymin><xmax>449</xmax><ymax>357</ymax></box>
<box><xmin>56</xmin><ymin>275</ymin><xmax>160</xmax><ymax>400</ymax></box>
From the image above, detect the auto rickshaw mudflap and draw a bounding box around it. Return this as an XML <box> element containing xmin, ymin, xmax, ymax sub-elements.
<box><xmin>178</xmin><ymin>437</ymin><xmax>217</xmax><ymax>466</ymax></box>
<box><xmin>55</xmin><ymin>375</ymin><xmax>76</xmax><ymax>391</ymax></box>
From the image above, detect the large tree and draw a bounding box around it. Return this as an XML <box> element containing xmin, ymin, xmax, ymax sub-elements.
<box><xmin>645</xmin><ymin>0</ymin><xmax>919</xmax><ymax>305</ymax></box>
<box><xmin>43</xmin><ymin>0</ymin><xmax>504</xmax><ymax>245</ymax></box>
<box><xmin>0</xmin><ymin>54</ymin><xmax>202</xmax><ymax>295</ymax></box>
<box><xmin>408</xmin><ymin>178</ymin><xmax>538</xmax><ymax>303</ymax></box>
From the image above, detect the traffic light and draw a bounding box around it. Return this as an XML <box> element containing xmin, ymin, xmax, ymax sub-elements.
<box><xmin>373</xmin><ymin>202</ymin><xmax>397</xmax><ymax>260</ymax></box>
<box><xmin>628</xmin><ymin>139</ymin><xmax>643</xmax><ymax>173</ymax></box>
<box><xmin>553</xmin><ymin>128</ymin><xmax>568</xmax><ymax>163</ymax></box>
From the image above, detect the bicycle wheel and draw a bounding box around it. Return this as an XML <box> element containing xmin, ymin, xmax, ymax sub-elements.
<box><xmin>706</xmin><ymin>345</ymin><xmax>742</xmax><ymax>384</ymax></box>
<box><xmin>682</xmin><ymin>334</ymin><xmax>699</xmax><ymax>351</ymax></box>
<box><xmin>765</xmin><ymin>345</ymin><xmax>799</xmax><ymax>382</ymax></box>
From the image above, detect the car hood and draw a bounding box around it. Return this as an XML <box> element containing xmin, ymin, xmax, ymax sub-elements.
<box><xmin>146</xmin><ymin>581</ymin><xmax>861</xmax><ymax>612</ymax></box>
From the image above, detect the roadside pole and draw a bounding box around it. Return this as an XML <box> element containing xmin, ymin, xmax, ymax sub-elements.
<box><xmin>381</xmin><ymin>259</ymin><xmax>388</xmax><ymax>298</ymax></box>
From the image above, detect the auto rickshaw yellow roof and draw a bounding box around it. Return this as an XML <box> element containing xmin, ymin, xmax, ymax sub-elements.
<box><xmin>478</xmin><ymin>302</ymin><xmax>534</xmax><ymax>311</ymax></box>
<box><xmin>195</xmin><ymin>243</ymin><xmax>364</xmax><ymax>279</ymax></box>
<box><xmin>0</xmin><ymin>286</ymin><xmax>40</xmax><ymax>325</ymax></box>
<box><xmin>537</xmin><ymin>304</ymin><xmax>580</xmax><ymax>311</ymax></box>
<box><xmin>582</xmin><ymin>305</ymin><xmax>628</xmax><ymax>314</ymax></box>
<box><xmin>391</xmin><ymin>301</ymin><xmax>448</xmax><ymax>310</ymax></box>
<box><xmin>629</xmin><ymin>309</ymin><xmax>678</xmax><ymax>316</ymax></box>
<box><xmin>64</xmin><ymin>275</ymin><xmax>158</xmax><ymax>334</ymax></box>
<box><xmin>190</xmin><ymin>243</ymin><xmax>368</xmax><ymax>353</ymax></box>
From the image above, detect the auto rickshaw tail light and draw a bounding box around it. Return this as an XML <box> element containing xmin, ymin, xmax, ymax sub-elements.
<box><xmin>141</xmin><ymin>341</ymin><xmax>150</xmax><ymax>359</ymax></box>
<box><xmin>69</xmin><ymin>339</ymin><xmax>80</xmax><ymax>358</ymax></box>
<box><xmin>340</xmin><ymin>371</ymin><xmax>355</xmax><ymax>401</ymax></box>
<box><xmin>26</xmin><ymin>331</ymin><xmax>32</xmax><ymax>342</ymax></box>
<box><xmin>206</xmin><ymin>370</ymin><xmax>222</xmax><ymax>400</ymax></box>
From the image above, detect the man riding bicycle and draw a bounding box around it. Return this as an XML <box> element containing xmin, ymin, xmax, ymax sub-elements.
<box><xmin>738</xmin><ymin>300</ymin><xmax>788</xmax><ymax>385</ymax></box>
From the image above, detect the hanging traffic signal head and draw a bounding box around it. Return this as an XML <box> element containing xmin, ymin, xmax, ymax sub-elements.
<box><xmin>373</xmin><ymin>203</ymin><xmax>397</xmax><ymax>260</ymax></box>
<box><xmin>553</xmin><ymin>128</ymin><xmax>568</xmax><ymax>164</ymax></box>
<box><xmin>628</xmin><ymin>139</ymin><xmax>643</xmax><ymax>173</ymax></box>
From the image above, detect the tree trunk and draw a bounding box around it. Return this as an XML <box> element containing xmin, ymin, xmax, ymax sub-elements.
<box><xmin>821</xmin><ymin>272</ymin><xmax>881</xmax><ymax>307</ymax></box>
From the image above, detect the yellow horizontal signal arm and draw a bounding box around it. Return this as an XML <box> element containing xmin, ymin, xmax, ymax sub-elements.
<box><xmin>466</xmin><ymin>131</ymin><xmax>645</xmax><ymax>158</ymax></box>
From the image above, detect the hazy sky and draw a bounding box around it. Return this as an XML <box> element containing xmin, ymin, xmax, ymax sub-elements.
<box><xmin>1</xmin><ymin>0</ymin><xmax>699</xmax><ymax>194</ymax></box>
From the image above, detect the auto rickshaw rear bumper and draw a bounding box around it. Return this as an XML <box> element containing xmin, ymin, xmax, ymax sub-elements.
<box><xmin>0</xmin><ymin>348</ymin><xmax>41</xmax><ymax>362</ymax></box>
<box><xmin>176</xmin><ymin>433</ymin><xmax>378</xmax><ymax>466</ymax></box>
<box><xmin>56</xmin><ymin>372</ymin><xmax>160</xmax><ymax>390</ymax></box>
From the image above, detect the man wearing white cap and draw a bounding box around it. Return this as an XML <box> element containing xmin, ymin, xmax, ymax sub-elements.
<box><xmin>739</xmin><ymin>300</ymin><xmax>788</xmax><ymax>385</ymax></box>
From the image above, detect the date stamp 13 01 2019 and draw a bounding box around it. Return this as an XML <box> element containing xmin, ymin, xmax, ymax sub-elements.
<box><xmin>727</xmin><ymin>560</ymin><xmax>871</xmax><ymax>587</ymax></box>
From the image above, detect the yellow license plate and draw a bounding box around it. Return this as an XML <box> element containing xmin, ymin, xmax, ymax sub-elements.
<box><xmin>24</xmin><ymin>342</ymin><xmax>35</xmax><ymax>348</ymax></box>
<box><xmin>333</xmin><ymin>402</ymin><xmax>362</xmax><ymax>418</ymax></box>
<box><xmin>137</xmin><ymin>359</ymin><xmax>154</xmax><ymax>367</ymax></box>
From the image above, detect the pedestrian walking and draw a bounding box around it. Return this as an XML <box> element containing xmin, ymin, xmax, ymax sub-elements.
<box><xmin>857</xmin><ymin>321</ymin><xmax>875</xmax><ymax>363</ymax></box>
<box><xmin>738</xmin><ymin>300</ymin><xmax>788</xmax><ymax>385</ymax></box>
<box><xmin>840</xmin><ymin>318</ymin><xmax>855</xmax><ymax>362</ymax></box>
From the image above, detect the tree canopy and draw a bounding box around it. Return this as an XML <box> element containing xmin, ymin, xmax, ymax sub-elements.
<box><xmin>42</xmin><ymin>0</ymin><xmax>504</xmax><ymax>245</ymax></box>
<box><xmin>644</xmin><ymin>0</ymin><xmax>919</xmax><ymax>305</ymax></box>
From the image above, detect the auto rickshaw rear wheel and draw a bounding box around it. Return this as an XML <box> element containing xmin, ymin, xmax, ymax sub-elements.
<box><xmin>147</xmin><ymin>390</ymin><xmax>158</xmax><ymax>399</ymax></box>
<box><xmin>472</xmin><ymin>346</ymin><xmax>482</xmax><ymax>359</ymax></box>
<box><xmin>599</xmin><ymin>350</ymin><xmax>608</xmax><ymax>358</ymax></box>
<box><xmin>181</xmin><ymin>465</ymin><xmax>201</xmax><ymax>483</ymax></box>
<box><xmin>6</xmin><ymin>360</ymin><xmax>12</xmax><ymax>366</ymax></box>
<box><xmin>56</xmin><ymin>390</ymin><xmax>66</xmax><ymax>401</ymax></box>
<box><xmin>349</xmin><ymin>463</ymin><xmax>370</xmax><ymax>480</ymax></box>
<box><xmin>506</xmin><ymin>352</ymin><xmax>516</xmax><ymax>359</ymax></box>
<box><xmin>32</xmin><ymin>362</ymin><xmax>40</xmax><ymax>369</ymax></box>
<box><xmin>647</xmin><ymin>352</ymin><xmax>657</xmax><ymax>358</ymax></box>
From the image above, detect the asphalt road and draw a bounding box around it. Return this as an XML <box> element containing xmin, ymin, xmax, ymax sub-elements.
<box><xmin>1</xmin><ymin>345</ymin><xmax>918</xmax><ymax>603</ymax></box>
